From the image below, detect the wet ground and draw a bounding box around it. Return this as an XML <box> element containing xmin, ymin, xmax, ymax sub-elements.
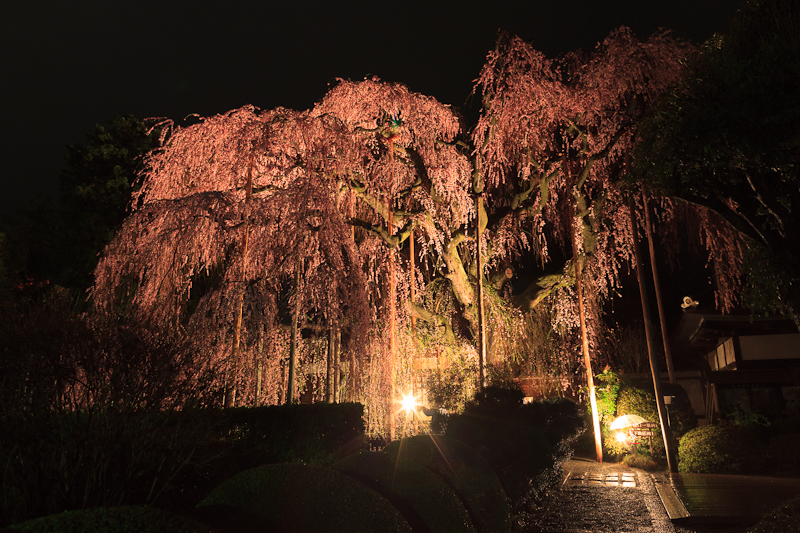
<box><xmin>522</xmin><ymin>457</ymin><xmax>752</xmax><ymax>533</ymax></box>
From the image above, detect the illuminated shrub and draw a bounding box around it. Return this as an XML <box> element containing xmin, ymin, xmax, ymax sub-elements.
<box><xmin>616</xmin><ymin>380</ymin><xmax>697</xmax><ymax>454</ymax></box>
<box><xmin>333</xmin><ymin>450</ymin><xmax>475</xmax><ymax>532</ymax></box>
<box><xmin>593</xmin><ymin>369</ymin><xmax>622</xmax><ymax>429</ymax></box>
<box><xmin>196</xmin><ymin>463</ymin><xmax>411</xmax><ymax>533</ymax></box>
<box><xmin>6</xmin><ymin>506</ymin><xmax>209</xmax><ymax>533</ymax></box>
<box><xmin>384</xmin><ymin>435</ymin><xmax>511</xmax><ymax>533</ymax></box>
<box><xmin>678</xmin><ymin>425</ymin><xmax>765</xmax><ymax>474</ymax></box>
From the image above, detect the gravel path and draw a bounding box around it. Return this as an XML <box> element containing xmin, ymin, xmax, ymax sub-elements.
<box><xmin>520</xmin><ymin>457</ymin><xmax>713</xmax><ymax>533</ymax></box>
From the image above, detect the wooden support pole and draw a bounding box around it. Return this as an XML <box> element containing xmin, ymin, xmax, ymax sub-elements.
<box><xmin>287</xmin><ymin>257</ymin><xmax>302</xmax><ymax>404</ymax></box>
<box><xmin>642</xmin><ymin>188</ymin><xmax>677</xmax><ymax>384</ymax></box>
<box><xmin>628</xmin><ymin>196</ymin><xmax>678</xmax><ymax>473</ymax></box>
<box><xmin>476</xmin><ymin>194</ymin><xmax>487</xmax><ymax>387</ymax></box>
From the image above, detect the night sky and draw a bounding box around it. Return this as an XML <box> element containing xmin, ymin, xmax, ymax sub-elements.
<box><xmin>1</xmin><ymin>0</ymin><xmax>743</xmax><ymax>214</ymax></box>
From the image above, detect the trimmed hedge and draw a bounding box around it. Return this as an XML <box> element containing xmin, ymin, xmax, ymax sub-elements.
<box><xmin>678</xmin><ymin>425</ymin><xmax>766</xmax><ymax>474</ymax></box>
<box><xmin>195</xmin><ymin>462</ymin><xmax>411</xmax><ymax>533</ymax></box>
<box><xmin>7</xmin><ymin>506</ymin><xmax>210</xmax><ymax>533</ymax></box>
<box><xmin>333</xmin><ymin>450</ymin><xmax>476</xmax><ymax>532</ymax></box>
<box><xmin>384</xmin><ymin>434</ymin><xmax>511</xmax><ymax>533</ymax></box>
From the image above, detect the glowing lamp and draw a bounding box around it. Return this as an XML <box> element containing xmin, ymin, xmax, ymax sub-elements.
<box><xmin>400</xmin><ymin>392</ymin><xmax>417</xmax><ymax>414</ymax></box>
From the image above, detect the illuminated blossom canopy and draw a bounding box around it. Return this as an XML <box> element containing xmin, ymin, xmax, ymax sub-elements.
<box><xmin>91</xmin><ymin>27</ymin><xmax>745</xmax><ymax>415</ymax></box>
<box><xmin>471</xmin><ymin>28</ymin><xmax>702</xmax><ymax>353</ymax></box>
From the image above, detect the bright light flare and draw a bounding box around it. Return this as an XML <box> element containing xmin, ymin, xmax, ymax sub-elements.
<box><xmin>615</xmin><ymin>432</ymin><xmax>628</xmax><ymax>444</ymax></box>
<box><xmin>400</xmin><ymin>392</ymin><xmax>417</xmax><ymax>414</ymax></box>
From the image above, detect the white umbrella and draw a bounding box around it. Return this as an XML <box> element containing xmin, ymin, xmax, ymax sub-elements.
<box><xmin>609</xmin><ymin>414</ymin><xmax>648</xmax><ymax>430</ymax></box>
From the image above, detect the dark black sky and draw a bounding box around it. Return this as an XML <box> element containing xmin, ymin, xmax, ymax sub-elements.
<box><xmin>1</xmin><ymin>0</ymin><xmax>743</xmax><ymax>214</ymax></box>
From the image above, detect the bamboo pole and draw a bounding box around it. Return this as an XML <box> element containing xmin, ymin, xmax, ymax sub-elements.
<box><xmin>388</xmin><ymin>206</ymin><xmax>396</xmax><ymax>441</ymax></box>
<box><xmin>349</xmin><ymin>189</ymin><xmax>357</xmax><ymax>402</ymax></box>
<box><xmin>287</xmin><ymin>257</ymin><xmax>302</xmax><ymax>404</ymax></box>
<box><xmin>571</xmin><ymin>223</ymin><xmax>603</xmax><ymax>463</ymax></box>
<box><xmin>476</xmin><ymin>193</ymin><xmax>487</xmax><ymax>387</ymax></box>
<box><xmin>255</xmin><ymin>334</ymin><xmax>263</xmax><ymax>407</ymax></box>
<box><xmin>628</xmin><ymin>196</ymin><xmax>678</xmax><ymax>472</ymax></box>
<box><xmin>333</xmin><ymin>328</ymin><xmax>340</xmax><ymax>403</ymax></box>
<box><xmin>568</xmin><ymin>162</ymin><xmax>603</xmax><ymax>463</ymax></box>
<box><xmin>642</xmin><ymin>188</ymin><xmax>677</xmax><ymax>384</ymax></box>
<box><xmin>410</xmin><ymin>229</ymin><xmax>418</xmax><ymax>397</ymax></box>
<box><xmin>326</xmin><ymin>326</ymin><xmax>334</xmax><ymax>403</ymax></box>
<box><xmin>387</xmin><ymin>133</ymin><xmax>397</xmax><ymax>441</ymax></box>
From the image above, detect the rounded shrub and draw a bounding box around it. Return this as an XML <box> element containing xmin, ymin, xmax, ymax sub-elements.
<box><xmin>384</xmin><ymin>434</ymin><xmax>511</xmax><ymax>533</ymax></box>
<box><xmin>333</xmin><ymin>450</ymin><xmax>475</xmax><ymax>532</ymax></box>
<box><xmin>196</xmin><ymin>463</ymin><xmax>411</xmax><ymax>533</ymax></box>
<box><xmin>7</xmin><ymin>505</ymin><xmax>210</xmax><ymax>533</ymax></box>
<box><xmin>748</xmin><ymin>495</ymin><xmax>800</xmax><ymax>533</ymax></box>
<box><xmin>678</xmin><ymin>425</ymin><xmax>765</xmax><ymax>474</ymax></box>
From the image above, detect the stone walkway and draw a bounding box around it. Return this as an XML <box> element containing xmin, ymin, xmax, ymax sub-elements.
<box><xmin>522</xmin><ymin>457</ymin><xmax>750</xmax><ymax>533</ymax></box>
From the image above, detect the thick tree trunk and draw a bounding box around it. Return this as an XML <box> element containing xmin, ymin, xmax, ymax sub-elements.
<box><xmin>440</xmin><ymin>234</ymin><xmax>482</xmax><ymax>338</ymax></box>
<box><xmin>441</xmin><ymin>235</ymin><xmax>474</xmax><ymax>309</ymax></box>
<box><xmin>405</xmin><ymin>301</ymin><xmax>456</xmax><ymax>342</ymax></box>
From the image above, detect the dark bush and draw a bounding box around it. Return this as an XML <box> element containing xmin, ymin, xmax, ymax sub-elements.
<box><xmin>443</xmin><ymin>393</ymin><xmax>584</xmax><ymax>510</ymax></box>
<box><xmin>0</xmin><ymin>409</ymin><xmax>210</xmax><ymax>527</ymax></box>
<box><xmin>219</xmin><ymin>402</ymin><xmax>365</xmax><ymax>467</ymax></box>
<box><xmin>748</xmin><ymin>495</ymin><xmax>800</xmax><ymax>533</ymax></box>
<box><xmin>159</xmin><ymin>402</ymin><xmax>366</xmax><ymax>509</ymax></box>
<box><xmin>0</xmin><ymin>301</ymin><xmax>222</xmax><ymax>417</ymax></box>
<box><xmin>6</xmin><ymin>505</ymin><xmax>210</xmax><ymax>533</ymax></box>
<box><xmin>333</xmin><ymin>450</ymin><xmax>475</xmax><ymax>532</ymax></box>
<box><xmin>0</xmin><ymin>306</ymin><xmax>223</xmax><ymax>528</ymax></box>
<box><xmin>520</xmin><ymin>397</ymin><xmax>587</xmax><ymax>446</ymax></box>
<box><xmin>766</xmin><ymin>433</ymin><xmax>800</xmax><ymax>477</ymax></box>
<box><xmin>195</xmin><ymin>463</ymin><xmax>411</xmax><ymax>533</ymax></box>
<box><xmin>384</xmin><ymin>435</ymin><xmax>511</xmax><ymax>533</ymax></box>
<box><xmin>678</xmin><ymin>425</ymin><xmax>766</xmax><ymax>474</ymax></box>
